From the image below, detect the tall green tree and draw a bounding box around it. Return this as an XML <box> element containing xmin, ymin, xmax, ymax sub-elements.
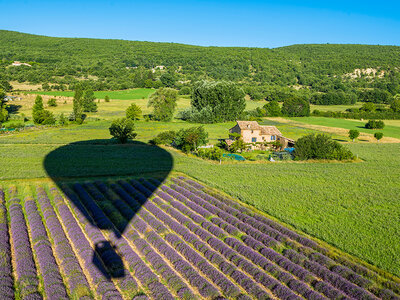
<box><xmin>191</xmin><ymin>80</ymin><xmax>245</xmax><ymax>123</ymax></box>
<box><xmin>148</xmin><ymin>88</ymin><xmax>178</xmax><ymax>121</ymax></box>
<box><xmin>264</xmin><ymin>100</ymin><xmax>281</xmax><ymax>117</ymax></box>
<box><xmin>126</xmin><ymin>103</ymin><xmax>142</xmax><ymax>120</ymax></box>
<box><xmin>82</xmin><ymin>89</ymin><xmax>97</xmax><ymax>112</ymax></box>
<box><xmin>72</xmin><ymin>88</ymin><xmax>84</xmax><ymax>122</ymax></box>
<box><xmin>348</xmin><ymin>129</ymin><xmax>360</xmax><ymax>142</ymax></box>
<box><xmin>109</xmin><ymin>118</ymin><xmax>137</xmax><ymax>143</ymax></box>
<box><xmin>281</xmin><ymin>96</ymin><xmax>310</xmax><ymax>117</ymax></box>
<box><xmin>0</xmin><ymin>89</ymin><xmax>8</xmax><ymax>123</ymax></box>
<box><xmin>32</xmin><ymin>95</ymin><xmax>55</xmax><ymax>125</ymax></box>
<box><xmin>32</xmin><ymin>95</ymin><xmax>45</xmax><ymax>123</ymax></box>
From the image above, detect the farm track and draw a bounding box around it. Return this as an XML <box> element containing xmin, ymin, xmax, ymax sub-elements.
<box><xmin>0</xmin><ymin>176</ymin><xmax>399</xmax><ymax>299</ymax></box>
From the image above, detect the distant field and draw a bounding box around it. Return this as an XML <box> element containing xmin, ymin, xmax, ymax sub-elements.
<box><xmin>289</xmin><ymin>116</ymin><xmax>400</xmax><ymax>139</ymax></box>
<box><xmin>25</xmin><ymin>88</ymin><xmax>155</xmax><ymax>100</ymax></box>
<box><xmin>310</xmin><ymin>102</ymin><xmax>364</xmax><ymax>112</ymax></box>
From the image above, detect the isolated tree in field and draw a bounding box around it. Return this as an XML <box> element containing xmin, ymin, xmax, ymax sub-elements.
<box><xmin>58</xmin><ymin>113</ymin><xmax>68</xmax><ymax>126</ymax></box>
<box><xmin>191</xmin><ymin>80</ymin><xmax>245</xmax><ymax>123</ymax></box>
<box><xmin>349</xmin><ymin>129</ymin><xmax>360</xmax><ymax>142</ymax></box>
<box><xmin>104</xmin><ymin>95</ymin><xmax>110</xmax><ymax>102</ymax></box>
<box><xmin>365</xmin><ymin>120</ymin><xmax>385</xmax><ymax>129</ymax></box>
<box><xmin>148</xmin><ymin>88</ymin><xmax>178</xmax><ymax>121</ymax></box>
<box><xmin>82</xmin><ymin>89</ymin><xmax>97</xmax><ymax>112</ymax></box>
<box><xmin>109</xmin><ymin>118</ymin><xmax>137</xmax><ymax>143</ymax></box>
<box><xmin>374</xmin><ymin>132</ymin><xmax>383</xmax><ymax>142</ymax></box>
<box><xmin>72</xmin><ymin>88</ymin><xmax>84</xmax><ymax>123</ymax></box>
<box><xmin>281</xmin><ymin>96</ymin><xmax>310</xmax><ymax>117</ymax></box>
<box><xmin>126</xmin><ymin>103</ymin><xmax>142</xmax><ymax>120</ymax></box>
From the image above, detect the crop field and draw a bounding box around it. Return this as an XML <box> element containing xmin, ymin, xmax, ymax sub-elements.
<box><xmin>288</xmin><ymin>117</ymin><xmax>400</xmax><ymax>140</ymax></box>
<box><xmin>25</xmin><ymin>88</ymin><xmax>155</xmax><ymax>100</ymax></box>
<box><xmin>1</xmin><ymin>176</ymin><xmax>399</xmax><ymax>300</ymax></box>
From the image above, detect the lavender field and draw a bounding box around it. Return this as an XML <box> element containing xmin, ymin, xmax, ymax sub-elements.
<box><xmin>1</xmin><ymin>176</ymin><xmax>399</xmax><ymax>300</ymax></box>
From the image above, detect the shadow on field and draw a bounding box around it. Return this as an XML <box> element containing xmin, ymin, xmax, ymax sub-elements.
<box><xmin>44</xmin><ymin>139</ymin><xmax>173</xmax><ymax>278</ymax></box>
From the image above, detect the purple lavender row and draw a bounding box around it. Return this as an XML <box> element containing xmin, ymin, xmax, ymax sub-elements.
<box><xmin>175</xmin><ymin>178</ymin><xmax>380</xmax><ymax>294</ymax></box>
<box><xmin>109</xmin><ymin>181</ymin><xmax>261</xmax><ymax>299</ymax></box>
<box><xmin>283</xmin><ymin>249</ymin><xmax>380</xmax><ymax>300</ymax></box>
<box><xmin>7</xmin><ymin>194</ymin><xmax>41</xmax><ymax>300</ymax></box>
<box><xmin>170</xmin><ymin>180</ymin><xmax>285</xmax><ymax>246</ymax></box>
<box><xmin>72</xmin><ymin>183</ymin><xmax>172</xmax><ymax>300</ymax></box>
<box><xmin>51</xmin><ymin>187</ymin><xmax>123</xmax><ymax>299</ymax></box>
<box><xmin>119</xmin><ymin>181</ymin><xmax>271</xmax><ymax>299</ymax></box>
<box><xmin>88</xmin><ymin>181</ymin><xmax>194</xmax><ymax>299</ymax></box>
<box><xmin>0</xmin><ymin>190</ymin><xmax>14</xmax><ymax>299</ymax></box>
<box><xmin>141</xmin><ymin>179</ymin><xmax>350</xmax><ymax>300</ymax></box>
<box><xmin>146</xmin><ymin>182</ymin><xmax>332</xmax><ymax>300</ymax></box>
<box><xmin>171</xmin><ymin>180</ymin><xmax>386</xmax><ymax>299</ymax></box>
<box><xmin>148</xmin><ymin>194</ymin><xmax>281</xmax><ymax>299</ymax></box>
<box><xmin>168</xmin><ymin>182</ymin><xmax>371</xmax><ymax>299</ymax></box>
<box><xmin>112</xmin><ymin>180</ymin><xmax>222</xmax><ymax>299</ymax></box>
<box><xmin>35</xmin><ymin>187</ymin><xmax>92</xmax><ymax>299</ymax></box>
<box><xmin>23</xmin><ymin>196</ymin><xmax>68</xmax><ymax>299</ymax></box>
<box><xmin>180</xmin><ymin>177</ymin><xmax>323</xmax><ymax>250</ymax></box>
<box><xmin>159</xmin><ymin>182</ymin><xmax>351</xmax><ymax>300</ymax></box>
<box><xmin>175</xmin><ymin>178</ymin><xmax>391</xmax><ymax>298</ymax></box>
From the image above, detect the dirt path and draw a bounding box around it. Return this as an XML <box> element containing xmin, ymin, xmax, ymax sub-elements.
<box><xmin>270</xmin><ymin>117</ymin><xmax>400</xmax><ymax>143</ymax></box>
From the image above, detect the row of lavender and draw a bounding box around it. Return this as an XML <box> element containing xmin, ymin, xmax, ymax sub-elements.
<box><xmin>64</xmin><ymin>177</ymin><xmax>400</xmax><ymax>300</ymax></box>
<box><xmin>169</xmin><ymin>176</ymin><xmax>400</xmax><ymax>300</ymax></box>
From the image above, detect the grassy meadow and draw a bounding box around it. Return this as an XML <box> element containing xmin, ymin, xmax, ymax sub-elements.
<box><xmin>25</xmin><ymin>88</ymin><xmax>155</xmax><ymax>100</ymax></box>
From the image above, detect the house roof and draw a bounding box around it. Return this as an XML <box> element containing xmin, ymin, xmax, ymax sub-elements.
<box><xmin>233</xmin><ymin>121</ymin><xmax>282</xmax><ymax>136</ymax></box>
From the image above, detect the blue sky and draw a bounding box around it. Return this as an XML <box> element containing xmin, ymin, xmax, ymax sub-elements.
<box><xmin>0</xmin><ymin>0</ymin><xmax>399</xmax><ymax>48</ymax></box>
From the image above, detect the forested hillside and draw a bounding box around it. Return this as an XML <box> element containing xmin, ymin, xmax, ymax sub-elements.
<box><xmin>1</xmin><ymin>30</ymin><xmax>400</xmax><ymax>104</ymax></box>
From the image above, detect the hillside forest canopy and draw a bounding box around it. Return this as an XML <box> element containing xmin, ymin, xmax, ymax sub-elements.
<box><xmin>0</xmin><ymin>30</ymin><xmax>400</xmax><ymax>107</ymax></box>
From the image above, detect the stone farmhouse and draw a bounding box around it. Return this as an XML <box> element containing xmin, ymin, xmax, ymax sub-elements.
<box><xmin>226</xmin><ymin>121</ymin><xmax>295</xmax><ymax>150</ymax></box>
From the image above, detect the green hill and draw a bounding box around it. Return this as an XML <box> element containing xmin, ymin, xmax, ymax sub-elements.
<box><xmin>0</xmin><ymin>30</ymin><xmax>399</xmax><ymax>101</ymax></box>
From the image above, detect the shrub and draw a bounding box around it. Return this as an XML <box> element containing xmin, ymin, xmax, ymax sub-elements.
<box><xmin>105</xmin><ymin>95</ymin><xmax>110</xmax><ymax>102</ymax></box>
<box><xmin>109</xmin><ymin>118</ymin><xmax>137</xmax><ymax>143</ymax></box>
<box><xmin>374</xmin><ymin>132</ymin><xmax>383</xmax><ymax>142</ymax></box>
<box><xmin>294</xmin><ymin>134</ymin><xmax>354</xmax><ymax>160</ymax></box>
<box><xmin>47</xmin><ymin>98</ymin><xmax>57</xmax><ymax>107</ymax></box>
<box><xmin>174</xmin><ymin>126</ymin><xmax>209</xmax><ymax>153</ymax></box>
<box><xmin>196</xmin><ymin>147</ymin><xmax>223</xmax><ymax>161</ymax></box>
<box><xmin>365</xmin><ymin>120</ymin><xmax>385</xmax><ymax>129</ymax></box>
<box><xmin>149</xmin><ymin>130</ymin><xmax>176</xmax><ymax>145</ymax></box>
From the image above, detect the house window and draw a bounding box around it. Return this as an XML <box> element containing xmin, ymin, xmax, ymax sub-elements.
<box><xmin>271</xmin><ymin>135</ymin><xmax>276</xmax><ymax>140</ymax></box>
<box><xmin>251</xmin><ymin>130</ymin><xmax>253</xmax><ymax>133</ymax></box>
<box><xmin>252</xmin><ymin>137</ymin><xmax>257</xmax><ymax>142</ymax></box>
<box><xmin>262</xmin><ymin>137</ymin><xmax>265</xmax><ymax>140</ymax></box>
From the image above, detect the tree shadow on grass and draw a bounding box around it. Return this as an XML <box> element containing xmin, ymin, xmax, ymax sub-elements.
<box><xmin>44</xmin><ymin>139</ymin><xmax>173</xmax><ymax>278</ymax></box>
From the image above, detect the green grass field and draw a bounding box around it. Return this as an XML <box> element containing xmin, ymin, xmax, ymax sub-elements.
<box><xmin>25</xmin><ymin>88</ymin><xmax>155</xmax><ymax>100</ymax></box>
<box><xmin>289</xmin><ymin>116</ymin><xmax>400</xmax><ymax>139</ymax></box>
